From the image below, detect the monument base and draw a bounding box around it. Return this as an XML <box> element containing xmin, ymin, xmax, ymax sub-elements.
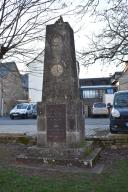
<box><xmin>37</xmin><ymin>101</ymin><xmax>85</xmax><ymax>147</ymax></box>
<box><xmin>16</xmin><ymin>141</ymin><xmax>102</xmax><ymax>168</ymax></box>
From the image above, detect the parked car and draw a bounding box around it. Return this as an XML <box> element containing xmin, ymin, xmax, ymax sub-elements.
<box><xmin>110</xmin><ymin>91</ymin><xmax>128</xmax><ymax>133</ymax></box>
<box><xmin>31</xmin><ymin>104</ymin><xmax>37</xmax><ymax>119</ymax></box>
<box><xmin>91</xmin><ymin>102</ymin><xmax>109</xmax><ymax>117</ymax></box>
<box><xmin>10</xmin><ymin>103</ymin><xmax>37</xmax><ymax>119</ymax></box>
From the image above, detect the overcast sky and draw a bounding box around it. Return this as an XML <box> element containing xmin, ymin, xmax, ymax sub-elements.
<box><xmin>18</xmin><ymin>0</ymin><xmax>125</xmax><ymax>78</ymax></box>
<box><xmin>49</xmin><ymin>1</ymin><xmax>125</xmax><ymax>78</ymax></box>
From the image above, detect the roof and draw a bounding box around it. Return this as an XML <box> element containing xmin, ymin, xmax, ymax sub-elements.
<box><xmin>0</xmin><ymin>62</ymin><xmax>28</xmax><ymax>94</ymax></box>
<box><xmin>80</xmin><ymin>85</ymin><xmax>117</xmax><ymax>89</ymax></box>
<box><xmin>79</xmin><ymin>77</ymin><xmax>111</xmax><ymax>86</ymax></box>
<box><xmin>79</xmin><ymin>77</ymin><xmax>111</xmax><ymax>81</ymax></box>
<box><xmin>0</xmin><ymin>62</ymin><xmax>18</xmax><ymax>78</ymax></box>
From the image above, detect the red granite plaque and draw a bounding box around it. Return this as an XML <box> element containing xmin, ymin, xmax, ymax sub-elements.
<box><xmin>46</xmin><ymin>104</ymin><xmax>66</xmax><ymax>142</ymax></box>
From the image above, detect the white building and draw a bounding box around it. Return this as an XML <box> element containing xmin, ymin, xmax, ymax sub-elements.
<box><xmin>28</xmin><ymin>53</ymin><xmax>43</xmax><ymax>103</ymax></box>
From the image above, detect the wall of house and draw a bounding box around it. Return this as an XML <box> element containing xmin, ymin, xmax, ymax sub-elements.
<box><xmin>1</xmin><ymin>71</ymin><xmax>27</xmax><ymax>115</ymax></box>
<box><xmin>29</xmin><ymin>70</ymin><xmax>43</xmax><ymax>103</ymax></box>
<box><xmin>119</xmin><ymin>66</ymin><xmax>128</xmax><ymax>90</ymax></box>
<box><xmin>28</xmin><ymin>54</ymin><xmax>43</xmax><ymax>103</ymax></box>
<box><xmin>21</xmin><ymin>73</ymin><xmax>29</xmax><ymax>99</ymax></box>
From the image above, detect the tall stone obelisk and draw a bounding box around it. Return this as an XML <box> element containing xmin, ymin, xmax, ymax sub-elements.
<box><xmin>37</xmin><ymin>17</ymin><xmax>85</xmax><ymax>147</ymax></box>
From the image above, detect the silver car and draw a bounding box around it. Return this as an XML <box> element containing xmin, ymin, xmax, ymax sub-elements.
<box><xmin>91</xmin><ymin>102</ymin><xmax>109</xmax><ymax>117</ymax></box>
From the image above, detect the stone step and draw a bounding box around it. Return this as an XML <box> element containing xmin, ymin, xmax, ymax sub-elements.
<box><xmin>83</xmin><ymin>147</ymin><xmax>102</xmax><ymax>168</ymax></box>
<box><xmin>16</xmin><ymin>146</ymin><xmax>102</xmax><ymax>168</ymax></box>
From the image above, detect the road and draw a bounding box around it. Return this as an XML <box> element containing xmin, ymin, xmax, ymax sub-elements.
<box><xmin>85</xmin><ymin>117</ymin><xmax>110</xmax><ymax>137</ymax></box>
<box><xmin>0</xmin><ymin>117</ymin><xmax>110</xmax><ymax>137</ymax></box>
<box><xmin>0</xmin><ymin>117</ymin><xmax>37</xmax><ymax>135</ymax></box>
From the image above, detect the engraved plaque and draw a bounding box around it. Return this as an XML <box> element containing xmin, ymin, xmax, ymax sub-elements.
<box><xmin>51</xmin><ymin>64</ymin><xmax>63</xmax><ymax>77</ymax></box>
<box><xmin>46</xmin><ymin>104</ymin><xmax>66</xmax><ymax>142</ymax></box>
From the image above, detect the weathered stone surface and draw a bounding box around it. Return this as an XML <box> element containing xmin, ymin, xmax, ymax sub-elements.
<box><xmin>46</xmin><ymin>104</ymin><xmax>66</xmax><ymax>142</ymax></box>
<box><xmin>37</xmin><ymin>102</ymin><xmax>84</xmax><ymax>146</ymax></box>
<box><xmin>42</xmin><ymin>19</ymin><xmax>79</xmax><ymax>103</ymax></box>
<box><xmin>16</xmin><ymin>142</ymin><xmax>102</xmax><ymax>168</ymax></box>
<box><xmin>37</xmin><ymin>17</ymin><xmax>84</xmax><ymax>147</ymax></box>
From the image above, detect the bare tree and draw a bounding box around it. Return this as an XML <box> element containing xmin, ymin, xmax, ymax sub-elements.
<box><xmin>75</xmin><ymin>0</ymin><xmax>128</xmax><ymax>67</ymax></box>
<box><xmin>2</xmin><ymin>0</ymin><xmax>127</xmax><ymax>69</ymax></box>
<box><xmin>0</xmin><ymin>0</ymin><xmax>65</xmax><ymax>65</ymax></box>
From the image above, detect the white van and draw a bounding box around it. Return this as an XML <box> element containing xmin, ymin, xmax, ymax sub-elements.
<box><xmin>10</xmin><ymin>103</ymin><xmax>36</xmax><ymax>119</ymax></box>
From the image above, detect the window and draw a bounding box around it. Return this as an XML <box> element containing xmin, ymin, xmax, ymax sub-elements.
<box><xmin>82</xmin><ymin>89</ymin><xmax>105</xmax><ymax>99</ymax></box>
<box><xmin>114</xmin><ymin>93</ymin><xmax>128</xmax><ymax>107</ymax></box>
<box><xmin>17</xmin><ymin>104</ymin><xmax>28</xmax><ymax>109</ymax></box>
<box><xmin>83</xmin><ymin>90</ymin><xmax>96</xmax><ymax>98</ymax></box>
<box><xmin>27</xmin><ymin>105</ymin><xmax>31</xmax><ymax>110</ymax></box>
<box><xmin>81</xmin><ymin>86</ymin><xmax>116</xmax><ymax>99</ymax></box>
<box><xmin>106</xmin><ymin>88</ymin><xmax>114</xmax><ymax>94</ymax></box>
<box><xmin>94</xmin><ymin>103</ymin><xmax>106</xmax><ymax>108</ymax></box>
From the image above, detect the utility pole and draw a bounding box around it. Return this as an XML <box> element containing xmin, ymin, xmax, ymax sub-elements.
<box><xmin>0</xmin><ymin>78</ymin><xmax>4</xmax><ymax>116</ymax></box>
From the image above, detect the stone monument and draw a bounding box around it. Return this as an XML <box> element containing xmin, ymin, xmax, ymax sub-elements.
<box><xmin>16</xmin><ymin>18</ymin><xmax>100</xmax><ymax>168</ymax></box>
<box><xmin>37</xmin><ymin>17</ymin><xmax>85</xmax><ymax>147</ymax></box>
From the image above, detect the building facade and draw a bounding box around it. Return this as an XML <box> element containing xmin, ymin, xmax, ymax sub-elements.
<box><xmin>79</xmin><ymin>77</ymin><xmax>118</xmax><ymax>116</ymax></box>
<box><xmin>118</xmin><ymin>63</ymin><xmax>128</xmax><ymax>90</ymax></box>
<box><xmin>28</xmin><ymin>53</ymin><xmax>43</xmax><ymax>103</ymax></box>
<box><xmin>0</xmin><ymin>62</ymin><xmax>27</xmax><ymax>115</ymax></box>
<box><xmin>21</xmin><ymin>73</ymin><xmax>29</xmax><ymax>99</ymax></box>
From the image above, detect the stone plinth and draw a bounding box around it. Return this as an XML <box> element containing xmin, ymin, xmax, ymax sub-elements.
<box><xmin>17</xmin><ymin>141</ymin><xmax>102</xmax><ymax>168</ymax></box>
<box><xmin>37</xmin><ymin>102</ymin><xmax>84</xmax><ymax>147</ymax></box>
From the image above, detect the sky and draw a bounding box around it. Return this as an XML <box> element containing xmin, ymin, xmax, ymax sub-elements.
<box><xmin>49</xmin><ymin>1</ymin><xmax>125</xmax><ymax>78</ymax></box>
<box><xmin>16</xmin><ymin>0</ymin><xmax>125</xmax><ymax>78</ymax></box>
<box><xmin>57</xmin><ymin>0</ymin><xmax>125</xmax><ymax>78</ymax></box>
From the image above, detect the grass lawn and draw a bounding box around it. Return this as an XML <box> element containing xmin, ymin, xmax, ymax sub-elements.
<box><xmin>0</xmin><ymin>160</ymin><xmax>128</xmax><ymax>192</ymax></box>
